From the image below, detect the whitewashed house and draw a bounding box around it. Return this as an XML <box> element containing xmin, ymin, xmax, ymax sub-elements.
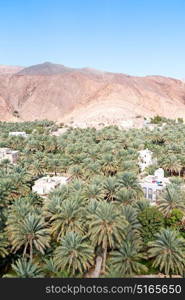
<box><xmin>0</xmin><ymin>148</ymin><xmax>19</xmax><ymax>164</ymax></box>
<box><xmin>138</xmin><ymin>149</ymin><xmax>154</xmax><ymax>172</ymax></box>
<box><xmin>143</xmin><ymin>119</ymin><xmax>156</xmax><ymax>130</ymax></box>
<box><xmin>32</xmin><ymin>176</ymin><xmax>69</xmax><ymax>197</ymax></box>
<box><xmin>119</xmin><ymin>120</ymin><xmax>134</xmax><ymax>129</ymax></box>
<box><xmin>139</xmin><ymin>168</ymin><xmax>170</xmax><ymax>204</ymax></box>
<box><xmin>9</xmin><ymin>131</ymin><xmax>27</xmax><ymax>138</ymax></box>
<box><xmin>51</xmin><ymin>128</ymin><xmax>68</xmax><ymax>136</ymax></box>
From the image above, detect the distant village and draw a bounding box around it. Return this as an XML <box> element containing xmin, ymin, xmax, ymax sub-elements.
<box><xmin>0</xmin><ymin>130</ymin><xmax>171</xmax><ymax>204</ymax></box>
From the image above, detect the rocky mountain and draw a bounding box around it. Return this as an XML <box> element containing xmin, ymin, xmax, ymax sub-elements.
<box><xmin>17</xmin><ymin>62</ymin><xmax>76</xmax><ymax>76</ymax></box>
<box><xmin>0</xmin><ymin>65</ymin><xmax>23</xmax><ymax>74</ymax></box>
<box><xmin>0</xmin><ymin>62</ymin><xmax>185</xmax><ymax>126</ymax></box>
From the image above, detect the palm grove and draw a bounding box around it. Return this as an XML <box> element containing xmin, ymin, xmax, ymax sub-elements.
<box><xmin>0</xmin><ymin>119</ymin><xmax>185</xmax><ymax>278</ymax></box>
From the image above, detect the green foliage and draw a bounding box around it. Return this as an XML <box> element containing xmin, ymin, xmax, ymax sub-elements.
<box><xmin>150</xmin><ymin>115</ymin><xmax>174</xmax><ymax>125</ymax></box>
<box><xmin>0</xmin><ymin>233</ymin><xmax>8</xmax><ymax>258</ymax></box>
<box><xmin>49</xmin><ymin>198</ymin><xmax>84</xmax><ymax>241</ymax></box>
<box><xmin>42</xmin><ymin>257</ymin><xmax>69</xmax><ymax>278</ymax></box>
<box><xmin>158</xmin><ymin>184</ymin><xmax>185</xmax><ymax>216</ymax></box>
<box><xmin>148</xmin><ymin>229</ymin><xmax>185</xmax><ymax>276</ymax></box>
<box><xmin>177</xmin><ymin>118</ymin><xmax>183</xmax><ymax>124</ymax></box>
<box><xmin>0</xmin><ymin>120</ymin><xmax>185</xmax><ymax>278</ymax></box>
<box><xmin>4</xmin><ymin>258</ymin><xmax>43</xmax><ymax>278</ymax></box>
<box><xmin>165</xmin><ymin>209</ymin><xmax>184</xmax><ymax>229</ymax></box>
<box><xmin>150</xmin><ymin>115</ymin><xmax>163</xmax><ymax>124</ymax></box>
<box><xmin>54</xmin><ymin>232</ymin><xmax>94</xmax><ymax>276</ymax></box>
<box><xmin>109</xmin><ymin>239</ymin><xmax>147</xmax><ymax>277</ymax></box>
<box><xmin>138</xmin><ymin>207</ymin><xmax>164</xmax><ymax>244</ymax></box>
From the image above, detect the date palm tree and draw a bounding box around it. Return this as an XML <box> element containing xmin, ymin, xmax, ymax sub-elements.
<box><xmin>46</xmin><ymin>157</ymin><xmax>61</xmax><ymax>175</ymax></box>
<box><xmin>117</xmin><ymin>172</ymin><xmax>143</xmax><ymax>200</ymax></box>
<box><xmin>8</xmin><ymin>213</ymin><xmax>50</xmax><ymax>260</ymax></box>
<box><xmin>4</xmin><ymin>258</ymin><xmax>43</xmax><ymax>278</ymax></box>
<box><xmin>50</xmin><ymin>198</ymin><xmax>84</xmax><ymax>241</ymax></box>
<box><xmin>133</xmin><ymin>199</ymin><xmax>150</xmax><ymax>213</ymax></box>
<box><xmin>161</xmin><ymin>155</ymin><xmax>182</xmax><ymax>176</ymax></box>
<box><xmin>69</xmin><ymin>179</ymin><xmax>85</xmax><ymax>193</ymax></box>
<box><xmin>148</xmin><ymin>229</ymin><xmax>185</xmax><ymax>276</ymax></box>
<box><xmin>158</xmin><ymin>185</ymin><xmax>185</xmax><ymax>216</ymax></box>
<box><xmin>101</xmin><ymin>153</ymin><xmax>118</xmax><ymax>175</ymax></box>
<box><xmin>10</xmin><ymin>166</ymin><xmax>31</xmax><ymax>194</ymax></box>
<box><xmin>84</xmin><ymin>183</ymin><xmax>105</xmax><ymax>201</ymax></box>
<box><xmin>115</xmin><ymin>188</ymin><xmax>135</xmax><ymax>206</ymax></box>
<box><xmin>88</xmin><ymin>201</ymin><xmax>127</xmax><ymax>273</ymax></box>
<box><xmin>109</xmin><ymin>239</ymin><xmax>147</xmax><ymax>277</ymax></box>
<box><xmin>0</xmin><ymin>233</ymin><xmax>8</xmax><ymax>257</ymax></box>
<box><xmin>0</xmin><ymin>178</ymin><xmax>16</xmax><ymax>206</ymax></box>
<box><xmin>121</xmin><ymin>205</ymin><xmax>141</xmax><ymax>240</ymax></box>
<box><xmin>0</xmin><ymin>158</ymin><xmax>11</xmax><ymax>174</ymax></box>
<box><xmin>103</xmin><ymin>177</ymin><xmax>118</xmax><ymax>201</ymax></box>
<box><xmin>54</xmin><ymin>232</ymin><xmax>94</xmax><ymax>276</ymax></box>
<box><xmin>69</xmin><ymin>165</ymin><xmax>84</xmax><ymax>179</ymax></box>
<box><xmin>42</xmin><ymin>257</ymin><xmax>69</xmax><ymax>278</ymax></box>
<box><xmin>30</xmin><ymin>159</ymin><xmax>44</xmax><ymax>176</ymax></box>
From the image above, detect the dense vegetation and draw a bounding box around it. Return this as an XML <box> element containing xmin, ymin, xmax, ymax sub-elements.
<box><xmin>0</xmin><ymin>120</ymin><xmax>185</xmax><ymax>278</ymax></box>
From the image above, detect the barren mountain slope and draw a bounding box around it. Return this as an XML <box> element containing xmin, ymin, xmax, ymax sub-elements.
<box><xmin>17</xmin><ymin>62</ymin><xmax>76</xmax><ymax>76</ymax></box>
<box><xmin>0</xmin><ymin>95</ymin><xmax>16</xmax><ymax>121</ymax></box>
<box><xmin>0</xmin><ymin>65</ymin><xmax>24</xmax><ymax>74</ymax></box>
<box><xmin>0</xmin><ymin>62</ymin><xmax>185</xmax><ymax>124</ymax></box>
<box><xmin>62</xmin><ymin>76</ymin><xmax>185</xmax><ymax>126</ymax></box>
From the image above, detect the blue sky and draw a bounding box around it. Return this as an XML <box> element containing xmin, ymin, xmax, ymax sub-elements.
<box><xmin>0</xmin><ymin>0</ymin><xmax>185</xmax><ymax>78</ymax></box>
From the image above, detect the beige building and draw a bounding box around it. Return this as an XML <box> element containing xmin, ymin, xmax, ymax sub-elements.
<box><xmin>32</xmin><ymin>176</ymin><xmax>69</xmax><ymax>197</ymax></box>
<box><xmin>0</xmin><ymin>148</ymin><xmax>19</xmax><ymax>164</ymax></box>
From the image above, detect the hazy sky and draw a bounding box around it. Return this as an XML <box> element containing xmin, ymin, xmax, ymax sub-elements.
<box><xmin>0</xmin><ymin>0</ymin><xmax>185</xmax><ymax>78</ymax></box>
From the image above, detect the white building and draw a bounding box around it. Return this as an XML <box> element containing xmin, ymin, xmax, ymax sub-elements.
<box><xmin>139</xmin><ymin>168</ymin><xmax>170</xmax><ymax>204</ymax></box>
<box><xmin>0</xmin><ymin>148</ymin><xmax>19</xmax><ymax>164</ymax></box>
<box><xmin>143</xmin><ymin>119</ymin><xmax>157</xmax><ymax>130</ymax></box>
<box><xmin>9</xmin><ymin>132</ymin><xmax>27</xmax><ymax>138</ymax></box>
<box><xmin>51</xmin><ymin>128</ymin><xmax>68</xmax><ymax>136</ymax></box>
<box><xmin>119</xmin><ymin>120</ymin><xmax>134</xmax><ymax>129</ymax></box>
<box><xmin>138</xmin><ymin>149</ymin><xmax>154</xmax><ymax>172</ymax></box>
<box><xmin>32</xmin><ymin>176</ymin><xmax>69</xmax><ymax>197</ymax></box>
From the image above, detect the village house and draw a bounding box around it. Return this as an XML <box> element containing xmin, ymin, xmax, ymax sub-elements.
<box><xmin>143</xmin><ymin>119</ymin><xmax>157</xmax><ymax>130</ymax></box>
<box><xmin>32</xmin><ymin>176</ymin><xmax>69</xmax><ymax>197</ymax></box>
<box><xmin>0</xmin><ymin>148</ymin><xmax>19</xmax><ymax>164</ymax></box>
<box><xmin>9</xmin><ymin>131</ymin><xmax>27</xmax><ymax>138</ymax></box>
<box><xmin>51</xmin><ymin>127</ymin><xmax>69</xmax><ymax>136</ymax></box>
<box><xmin>138</xmin><ymin>148</ymin><xmax>154</xmax><ymax>172</ymax></box>
<box><xmin>119</xmin><ymin>119</ymin><xmax>134</xmax><ymax>129</ymax></box>
<box><xmin>139</xmin><ymin>168</ymin><xmax>170</xmax><ymax>204</ymax></box>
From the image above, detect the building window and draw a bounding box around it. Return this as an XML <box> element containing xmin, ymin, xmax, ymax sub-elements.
<box><xmin>143</xmin><ymin>187</ymin><xmax>147</xmax><ymax>198</ymax></box>
<box><xmin>148</xmin><ymin>188</ymin><xmax>153</xmax><ymax>200</ymax></box>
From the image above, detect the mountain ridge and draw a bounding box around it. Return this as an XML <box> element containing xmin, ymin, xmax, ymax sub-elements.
<box><xmin>0</xmin><ymin>62</ymin><xmax>185</xmax><ymax>125</ymax></box>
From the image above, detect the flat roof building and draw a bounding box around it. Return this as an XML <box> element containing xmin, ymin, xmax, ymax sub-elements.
<box><xmin>0</xmin><ymin>148</ymin><xmax>19</xmax><ymax>164</ymax></box>
<box><xmin>139</xmin><ymin>168</ymin><xmax>170</xmax><ymax>204</ymax></box>
<box><xmin>9</xmin><ymin>132</ymin><xmax>27</xmax><ymax>138</ymax></box>
<box><xmin>32</xmin><ymin>176</ymin><xmax>69</xmax><ymax>197</ymax></box>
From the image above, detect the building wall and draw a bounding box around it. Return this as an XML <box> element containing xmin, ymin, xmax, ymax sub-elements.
<box><xmin>0</xmin><ymin>150</ymin><xmax>19</xmax><ymax>164</ymax></box>
<box><xmin>141</xmin><ymin>184</ymin><xmax>163</xmax><ymax>202</ymax></box>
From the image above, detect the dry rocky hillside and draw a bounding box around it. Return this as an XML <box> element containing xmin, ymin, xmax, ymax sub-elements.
<box><xmin>0</xmin><ymin>62</ymin><xmax>185</xmax><ymax>126</ymax></box>
<box><xmin>0</xmin><ymin>65</ymin><xmax>23</xmax><ymax>74</ymax></box>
